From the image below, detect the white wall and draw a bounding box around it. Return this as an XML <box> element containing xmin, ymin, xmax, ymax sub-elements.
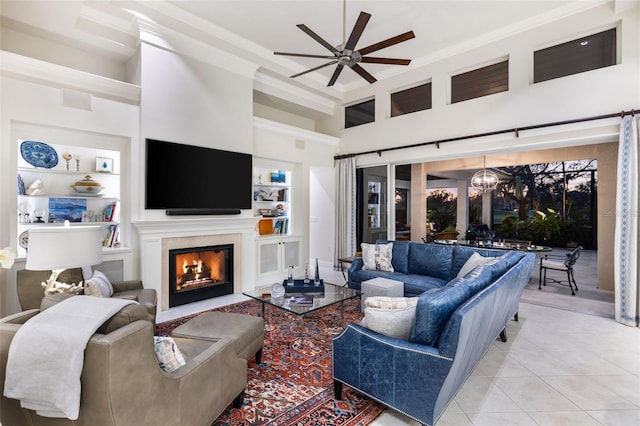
<box><xmin>0</xmin><ymin>68</ymin><xmax>139</xmax><ymax>316</ymax></box>
<box><xmin>137</xmin><ymin>41</ymin><xmax>255</xmax><ymax>221</ymax></box>
<box><xmin>339</xmin><ymin>3</ymin><xmax>639</xmax><ymax>166</ymax></box>
<box><xmin>309</xmin><ymin>166</ymin><xmax>335</xmax><ymax>267</ymax></box>
<box><xmin>253</xmin><ymin>119</ymin><xmax>339</xmax><ymax>268</ymax></box>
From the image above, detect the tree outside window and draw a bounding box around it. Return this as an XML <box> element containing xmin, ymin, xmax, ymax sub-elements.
<box><xmin>494</xmin><ymin>160</ymin><xmax>596</xmax><ymax>248</ymax></box>
<box><xmin>427</xmin><ymin>188</ymin><xmax>457</xmax><ymax>231</ymax></box>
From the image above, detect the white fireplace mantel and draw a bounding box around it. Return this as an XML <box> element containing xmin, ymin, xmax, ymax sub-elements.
<box><xmin>133</xmin><ymin>217</ymin><xmax>260</xmax><ymax>312</ymax></box>
<box><xmin>133</xmin><ymin>217</ymin><xmax>260</xmax><ymax>236</ymax></box>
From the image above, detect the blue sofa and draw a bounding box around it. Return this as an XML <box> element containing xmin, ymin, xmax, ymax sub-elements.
<box><xmin>334</xmin><ymin>241</ymin><xmax>535</xmax><ymax>426</ymax></box>
<box><xmin>348</xmin><ymin>241</ymin><xmax>523</xmax><ymax>296</ymax></box>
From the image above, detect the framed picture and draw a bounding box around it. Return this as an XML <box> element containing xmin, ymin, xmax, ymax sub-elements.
<box><xmin>96</xmin><ymin>156</ymin><xmax>114</xmax><ymax>173</ymax></box>
<box><xmin>49</xmin><ymin>198</ymin><xmax>87</xmax><ymax>223</ymax></box>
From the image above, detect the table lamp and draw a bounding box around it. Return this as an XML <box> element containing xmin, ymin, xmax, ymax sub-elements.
<box><xmin>25</xmin><ymin>220</ymin><xmax>103</xmax><ymax>291</ymax></box>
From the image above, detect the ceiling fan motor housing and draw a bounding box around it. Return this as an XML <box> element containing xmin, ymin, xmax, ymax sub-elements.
<box><xmin>338</xmin><ymin>50</ymin><xmax>361</xmax><ymax>67</ymax></box>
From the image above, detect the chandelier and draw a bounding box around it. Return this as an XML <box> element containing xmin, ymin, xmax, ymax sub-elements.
<box><xmin>471</xmin><ymin>157</ymin><xmax>499</xmax><ymax>192</ymax></box>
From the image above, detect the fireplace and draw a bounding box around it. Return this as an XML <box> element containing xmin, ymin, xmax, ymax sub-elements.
<box><xmin>168</xmin><ymin>244</ymin><xmax>234</xmax><ymax>307</ymax></box>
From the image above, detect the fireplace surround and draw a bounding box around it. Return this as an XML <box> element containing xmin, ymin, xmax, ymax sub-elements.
<box><xmin>134</xmin><ymin>217</ymin><xmax>259</xmax><ymax>311</ymax></box>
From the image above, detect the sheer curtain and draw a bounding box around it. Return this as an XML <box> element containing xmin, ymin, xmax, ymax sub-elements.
<box><xmin>614</xmin><ymin>115</ymin><xmax>639</xmax><ymax>327</ymax></box>
<box><xmin>334</xmin><ymin>157</ymin><xmax>356</xmax><ymax>270</ymax></box>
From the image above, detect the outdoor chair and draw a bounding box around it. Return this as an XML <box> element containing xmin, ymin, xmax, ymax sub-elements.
<box><xmin>539</xmin><ymin>246</ymin><xmax>583</xmax><ymax>295</ymax></box>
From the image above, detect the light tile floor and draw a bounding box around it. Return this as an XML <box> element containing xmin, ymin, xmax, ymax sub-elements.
<box><xmin>369</xmin><ymin>301</ymin><xmax>640</xmax><ymax>426</ymax></box>
<box><xmin>157</xmin><ymin>261</ymin><xmax>640</xmax><ymax>426</ymax></box>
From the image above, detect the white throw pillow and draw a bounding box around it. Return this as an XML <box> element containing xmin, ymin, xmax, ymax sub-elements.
<box><xmin>360</xmin><ymin>296</ymin><xmax>418</xmax><ymax>340</ymax></box>
<box><xmin>365</xmin><ymin>296</ymin><xmax>418</xmax><ymax>309</ymax></box>
<box><xmin>457</xmin><ymin>252</ymin><xmax>499</xmax><ymax>278</ymax></box>
<box><xmin>83</xmin><ymin>270</ymin><xmax>114</xmax><ymax>298</ymax></box>
<box><xmin>153</xmin><ymin>336</ymin><xmax>186</xmax><ymax>373</ymax></box>
<box><xmin>361</xmin><ymin>242</ymin><xmax>394</xmax><ymax>272</ymax></box>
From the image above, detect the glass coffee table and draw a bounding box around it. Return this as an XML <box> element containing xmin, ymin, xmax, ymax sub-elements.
<box><xmin>243</xmin><ymin>282</ymin><xmax>360</xmax><ymax>322</ymax></box>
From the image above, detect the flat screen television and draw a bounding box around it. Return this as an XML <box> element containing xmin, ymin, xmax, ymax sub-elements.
<box><xmin>145</xmin><ymin>138</ymin><xmax>253</xmax><ymax>215</ymax></box>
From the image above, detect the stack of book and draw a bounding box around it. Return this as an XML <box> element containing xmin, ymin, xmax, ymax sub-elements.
<box><xmin>103</xmin><ymin>202</ymin><xmax>118</xmax><ymax>222</ymax></box>
<box><xmin>273</xmin><ymin>218</ymin><xmax>289</xmax><ymax>234</ymax></box>
<box><xmin>103</xmin><ymin>223</ymin><xmax>119</xmax><ymax>247</ymax></box>
<box><xmin>288</xmin><ymin>295</ymin><xmax>314</xmax><ymax>306</ymax></box>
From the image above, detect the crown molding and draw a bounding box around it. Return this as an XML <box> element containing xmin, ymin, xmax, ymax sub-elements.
<box><xmin>0</xmin><ymin>50</ymin><xmax>141</xmax><ymax>105</ymax></box>
<box><xmin>253</xmin><ymin>72</ymin><xmax>337</xmax><ymax>117</ymax></box>
<box><xmin>124</xmin><ymin>1</ymin><xmax>258</xmax><ymax>80</ymax></box>
<box><xmin>253</xmin><ymin>117</ymin><xmax>339</xmax><ymax>146</ymax></box>
<box><xmin>137</xmin><ymin>19</ymin><xmax>258</xmax><ymax>80</ymax></box>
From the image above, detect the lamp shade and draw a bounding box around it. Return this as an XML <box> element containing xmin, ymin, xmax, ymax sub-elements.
<box><xmin>25</xmin><ymin>223</ymin><xmax>103</xmax><ymax>270</ymax></box>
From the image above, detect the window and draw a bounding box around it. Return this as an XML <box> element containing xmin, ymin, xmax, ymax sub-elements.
<box><xmin>345</xmin><ymin>99</ymin><xmax>375</xmax><ymax>128</ymax></box>
<box><xmin>534</xmin><ymin>28</ymin><xmax>616</xmax><ymax>83</ymax></box>
<box><xmin>451</xmin><ymin>60</ymin><xmax>509</xmax><ymax>104</ymax></box>
<box><xmin>391</xmin><ymin>82</ymin><xmax>432</xmax><ymax>117</ymax></box>
<box><xmin>492</xmin><ymin>160</ymin><xmax>597</xmax><ymax>249</ymax></box>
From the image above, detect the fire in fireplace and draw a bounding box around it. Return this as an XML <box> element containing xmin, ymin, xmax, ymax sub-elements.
<box><xmin>168</xmin><ymin>244</ymin><xmax>233</xmax><ymax>307</ymax></box>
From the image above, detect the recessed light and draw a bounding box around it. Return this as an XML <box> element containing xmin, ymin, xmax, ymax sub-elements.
<box><xmin>580</xmin><ymin>41</ymin><xmax>589</xmax><ymax>46</ymax></box>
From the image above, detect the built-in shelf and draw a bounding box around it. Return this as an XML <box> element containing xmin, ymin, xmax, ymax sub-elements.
<box><xmin>16</xmin><ymin>138</ymin><xmax>124</xmax><ymax>254</ymax></box>
<box><xmin>254</xmin><ymin>167</ymin><xmax>291</xmax><ymax>237</ymax></box>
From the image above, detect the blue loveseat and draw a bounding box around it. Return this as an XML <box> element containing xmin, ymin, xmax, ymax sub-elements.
<box><xmin>334</xmin><ymin>241</ymin><xmax>535</xmax><ymax>426</ymax></box>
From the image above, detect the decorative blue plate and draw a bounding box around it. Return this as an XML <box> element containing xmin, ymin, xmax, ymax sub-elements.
<box><xmin>20</xmin><ymin>141</ymin><xmax>58</xmax><ymax>168</ymax></box>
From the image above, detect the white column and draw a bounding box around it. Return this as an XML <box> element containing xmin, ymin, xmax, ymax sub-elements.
<box><xmin>457</xmin><ymin>180</ymin><xmax>469</xmax><ymax>236</ymax></box>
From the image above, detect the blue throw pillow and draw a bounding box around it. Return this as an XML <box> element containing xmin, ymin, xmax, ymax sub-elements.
<box><xmin>410</xmin><ymin>284</ymin><xmax>471</xmax><ymax>347</ymax></box>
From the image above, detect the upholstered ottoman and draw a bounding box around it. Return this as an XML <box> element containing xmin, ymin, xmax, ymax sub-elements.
<box><xmin>361</xmin><ymin>277</ymin><xmax>404</xmax><ymax>311</ymax></box>
<box><xmin>171</xmin><ymin>312</ymin><xmax>264</xmax><ymax>364</ymax></box>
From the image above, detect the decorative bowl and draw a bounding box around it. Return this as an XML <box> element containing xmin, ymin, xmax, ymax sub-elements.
<box><xmin>71</xmin><ymin>175</ymin><xmax>104</xmax><ymax>194</ymax></box>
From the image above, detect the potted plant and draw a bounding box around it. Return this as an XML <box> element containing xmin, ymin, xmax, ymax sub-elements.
<box><xmin>436</xmin><ymin>225</ymin><xmax>459</xmax><ymax>240</ymax></box>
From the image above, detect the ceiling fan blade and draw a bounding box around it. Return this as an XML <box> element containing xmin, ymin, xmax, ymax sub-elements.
<box><xmin>297</xmin><ymin>24</ymin><xmax>340</xmax><ymax>54</ymax></box>
<box><xmin>350</xmin><ymin>63</ymin><xmax>377</xmax><ymax>84</ymax></box>
<box><xmin>290</xmin><ymin>60</ymin><xmax>338</xmax><ymax>78</ymax></box>
<box><xmin>358</xmin><ymin>31</ymin><xmax>415</xmax><ymax>56</ymax></box>
<box><xmin>361</xmin><ymin>57</ymin><xmax>411</xmax><ymax>65</ymax></box>
<box><xmin>344</xmin><ymin>11</ymin><xmax>371</xmax><ymax>51</ymax></box>
<box><xmin>327</xmin><ymin>64</ymin><xmax>345</xmax><ymax>87</ymax></box>
<box><xmin>274</xmin><ymin>52</ymin><xmax>337</xmax><ymax>59</ymax></box>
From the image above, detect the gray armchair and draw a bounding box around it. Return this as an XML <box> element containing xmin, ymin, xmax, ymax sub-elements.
<box><xmin>1</xmin><ymin>297</ymin><xmax>246</xmax><ymax>426</ymax></box>
<box><xmin>16</xmin><ymin>268</ymin><xmax>157</xmax><ymax>325</ymax></box>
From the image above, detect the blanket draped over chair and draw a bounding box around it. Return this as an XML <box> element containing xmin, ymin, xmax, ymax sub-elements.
<box><xmin>3</xmin><ymin>296</ymin><xmax>135</xmax><ymax>419</ymax></box>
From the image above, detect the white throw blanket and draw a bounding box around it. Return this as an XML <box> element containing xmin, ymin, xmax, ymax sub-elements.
<box><xmin>3</xmin><ymin>296</ymin><xmax>135</xmax><ymax>419</ymax></box>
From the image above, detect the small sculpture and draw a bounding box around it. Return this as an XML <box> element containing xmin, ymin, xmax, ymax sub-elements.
<box><xmin>74</xmin><ymin>155</ymin><xmax>80</xmax><ymax>171</ymax></box>
<box><xmin>62</xmin><ymin>152</ymin><xmax>72</xmax><ymax>170</ymax></box>
<box><xmin>287</xmin><ymin>266</ymin><xmax>294</xmax><ymax>286</ymax></box>
<box><xmin>303</xmin><ymin>262</ymin><xmax>310</xmax><ymax>284</ymax></box>
<box><xmin>271</xmin><ymin>282</ymin><xmax>285</xmax><ymax>299</ymax></box>
<box><xmin>259</xmin><ymin>189</ymin><xmax>280</xmax><ymax>201</ymax></box>
<box><xmin>41</xmin><ymin>270</ymin><xmax>83</xmax><ymax>295</ymax></box>
<box><xmin>314</xmin><ymin>258</ymin><xmax>321</xmax><ymax>286</ymax></box>
<box><xmin>25</xmin><ymin>178</ymin><xmax>46</xmax><ymax>196</ymax></box>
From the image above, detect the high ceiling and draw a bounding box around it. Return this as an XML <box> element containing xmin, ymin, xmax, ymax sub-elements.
<box><xmin>0</xmin><ymin>0</ymin><xmax>610</xmax><ymax>96</ymax></box>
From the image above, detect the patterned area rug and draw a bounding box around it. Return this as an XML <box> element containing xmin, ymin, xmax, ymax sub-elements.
<box><xmin>156</xmin><ymin>298</ymin><xmax>385</xmax><ymax>426</ymax></box>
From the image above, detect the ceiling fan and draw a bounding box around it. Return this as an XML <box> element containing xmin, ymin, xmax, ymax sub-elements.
<box><xmin>274</xmin><ymin>4</ymin><xmax>415</xmax><ymax>87</ymax></box>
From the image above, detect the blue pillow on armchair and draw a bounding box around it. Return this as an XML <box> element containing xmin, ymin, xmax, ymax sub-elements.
<box><xmin>410</xmin><ymin>284</ymin><xmax>471</xmax><ymax>347</ymax></box>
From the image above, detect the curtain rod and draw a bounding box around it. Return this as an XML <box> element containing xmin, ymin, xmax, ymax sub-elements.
<box><xmin>333</xmin><ymin>108</ymin><xmax>637</xmax><ymax>160</ymax></box>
